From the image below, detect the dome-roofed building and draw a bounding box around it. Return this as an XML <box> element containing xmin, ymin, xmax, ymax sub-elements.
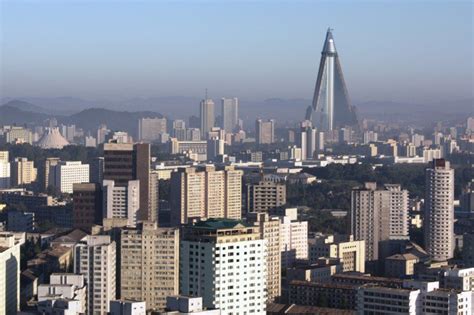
<box><xmin>37</xmin><ymin>127</ymin><xmax>70</xmax><ymax>149</ymax></box>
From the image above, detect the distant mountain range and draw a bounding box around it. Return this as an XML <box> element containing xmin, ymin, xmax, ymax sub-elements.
<box><xmin>0</xmin><ymin>100</ymin><xmax>163</xmax><ymax>137</ymax></box>
<box><xmin>1</xmin><ymin>96</ymin><xmax>472</xmax><ymax>131</ymax></box>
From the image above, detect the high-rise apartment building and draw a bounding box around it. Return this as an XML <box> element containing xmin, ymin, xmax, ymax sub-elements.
<box><xmin>5</xmin><ymin>126</ymin><xmax>33</xmax><ymax>144</ymax></box>
<box><xmin>0</xmin><ymin>233</ymin><xmax>21</xmax><ymax>315</ymax></box>
<box><xmin>279</xmin><ymin>208</ymin><xmax>308</xmax><ymax>268</ymax></box>
<box><xmin>247</xmin><ymin>180</ymin><xmax>286</xmax><ymax>213</ymax></box>
<box><xmin>103</xmin><ymin>142</ymin><xmax>151</xmax><ymax>221</ymax></box>
<box><xmin>103</xmin><ymin>180</ymin><xmax>140</xmax><ymax>227</ymax></box>
<box><xmin>298</xmin><ymin>126</ymin><xmax>317</xmax><ymax>160</ymax></box>
<box><xmin>10</xmin><ymin>157</ymin><xmax>37</xmax><ymax>186</ymax></box>
<box><xmin>221</xmin><ymin>98</ymin><xmax>239</xmax><ymax>133</ymax></box>
<box><xmin>97</xmin><ymin>124</ymin><xmax>110</xmax><ymax>145</ymax></box>
<box><xmin>200</xmin><ymin>99</ymin><xmax>215</xmax><ymax>138</ymax></box>
<box><xmin>170</xmin><ymin>166</ymin><xmax>243</xmax><ymax>225</ymax></box>
<box><xmin>138</xmin><ymin>117</ymin><xmax>167</xmax><ymax>142</ymax></box>
<box><xmin>90</xmin><ymin>157</ymin><xmax>104</xmax><ymax>184</ymax></box>
<box><xmin>120</xmin><ymin>222</ymin><xmax>179</xmax><ymax>311</ymax></box>
<box><xmin>248</xmin><ymin>212</ymin><xmax>281</xmax><ymax>302</ymax></box>
<box><xmin>74</xmin><ymin>235</ymin><xmax>116</xmax><ymax>315</ymax></box>
<box><xmin>351</xmin><ymin>183</ymin><xmax>409</xmax><ymax>261</ymax></box>
<box><xmin>0</xmin><ymin>151</ymin><xmax>10</xmax><ymax>189</ymax></box>
<box><xmin>73</xmin><ymin>183</ymin><xmax>103</xmax><ymax>231</ymax></box>
<box><xmin>180</xmin><ymin>219</ymin><xmax>267</xmax><ymax>314</ymax></box>
<box><xmin>424</xmin><ymin>159</ymin><xmax>454</xmax><ymax>262</ymax></box>
<box><xmin>43</xmin><ymin>157</ymin><xmax>60</xmax><ymax>191</ymax></box>
<box><xmin>255</xmin><ymin>119</ymin><xmax>275</xmax><ymax>144</ymax></box>
<box><xmin>52</xmin><ymin>161</ymin><xmax>90</xmax><ymax>194</ymax></box>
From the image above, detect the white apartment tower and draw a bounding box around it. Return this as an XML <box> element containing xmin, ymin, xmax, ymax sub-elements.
<box><xmin>74</xmin><ymin>235</ymin><xmax>116</xmax><ymax>315</ymax></box>
<box><xmin>248</xmin><ymin>212</ymin><xmax>281</xmax><ymax>302</ymax></box>
<box><xmin>180</xmin><ymin>219</ymin><xmax>267</xmax><ymax>315</ymax></box>
<box><xmin>10</xmin><ymin>157</ymin><xmax>37</xmax><ymax>186</ymax></box>
<box><xmin>279</xmin><ymin>208</ymin><xmax>309</xmax><ymax>268</ymax></box>
<box><xmin>221</xmin><ymin>97</ymin><xmax>239</xmax><ymax>133</ymax></box>
<box><xmin>120</xmin><ymin>222</ymin><xmax>180</xmax><ymax>311</ymax></box>
<box><xmin>351</xmin><ymin>182</ymin><xmax>409</xmax><ymax>261</ymax></box>
<box><xmin>53</xmin><ymin>161</ymin><xmax>90</xmax><ymax>194</ymax></box>
<box><xmin>0</xmin><ymin>233</ymin><xmax>21</xmax><ymax>315</ymax></box>
<box><xmin>424</xmin><ymin>159</ymin><xmax>454</xmax><ymax>262</ymax></box>
<box><xmin>170</xmin><ymin>166</ymin><xmax>243</xmax><ymax>225</ymax></box>
<box><xmin>103</xmin><ymin>179</ymin><xmax>140</xmax><ymax>227</ymax></box>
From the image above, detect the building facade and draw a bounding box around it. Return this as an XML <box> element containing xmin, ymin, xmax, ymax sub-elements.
<box><xmin>120</xmin><ymin>222</ymin><xmax>179</xmax><ymax>311</ymax></box>
<box><xmin>10</xmin><ymin>157</ymin><xmax>37</xmax><ymax>186</ymax></box>
<box><xmin>74</xmin><ymin>235</ymin><xmax>116</xmax><ymax>315</ymax></box>
<box><xmin>180</xmin><ymin>219</ymin><xmax>267</xmax><ymax>315</ymax></box>
<box><xmin>170</xmin><ymin>166</ymin><xmax>243</xmax><ymax>225</ymax></box>
<box><xmin>351</xmin><ymin>182</ymin><xmax>409</xmax><ymax>261</ymax></box>
<box><xmin>424</xmin><ymin>159</ymin><xmax>454</xmax><ymax>262</ymax></box>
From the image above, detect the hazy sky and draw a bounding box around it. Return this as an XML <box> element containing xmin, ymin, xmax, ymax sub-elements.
<box><xmin>1</xmin><ymin>0</ymin><xmax>473</xmax><ymax>104</ymax></box>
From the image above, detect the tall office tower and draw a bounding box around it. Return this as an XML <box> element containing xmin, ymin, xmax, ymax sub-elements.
<box><xmin>0</xmin><ymin>233</ymin><xmax>21</xmax><ymax>315</ymax></box>
<box><xmin>74</xmin><ymin>235</ymin><xmax>116</xmax><ymax>315</ymax></box>
<box><xmin>305</xmin><ymin>29</ymin><xmax>357</xmax><ymax>131</ymax></box>
<box><xmin>43</xmin><ymin>157</ymin><xmax>60</xmax><ymax>191</ymax></box>
<box><xmin>51</xmin><ymin>161</ymin><xmax>89</xmax><ymax>194</ymax></box>
<box><xmin>0</xmin><ymin>151</ymin><xmax>10</xmax><ymax>189</ymax></box>
<box><xmin>351</xmin><ymin>183</ymin><xmax>409</xmax><ymax>261</ymax></box>
<box><xmin>248</xmin><ymin>212</ymin><xmax>281</xmax><ymax>302</ymax></box>
<box><xmin>255</xmin><ymin>119</ymin><xmax>275</xmax><ymax>144</ymax></box>
<box><xmin>90</xmin><ymin>157</ymin><xmax>104</xmax><ymax>184</ymax></box>
<box><xmin>10</xmin><ymin>157</ymin><xmax>37</xmax><ymax>186</ymax></box>
<box><xmin>200</xmin><ymin>98</ymin><xmax>215</xmax><ymax>138</ymax></box>
<box><xmin>170</xmin><ymin>166</ymin><xmax>243</xmax><ymax>225</ymax></box>
<box><xmin>363</xmin><ymin>131</ymin><xmax>378</xmax><ymax>144</ymax></box>
<box><xmin>138</xmin><ymin>117</ymin><xmax>167</xmax><ymax>142</ymax></box>
<box><xmin>279</xmin><ymin>208</ymin><xmax>309</xmax><ymax>268</ymax></box>
<box><xmin>103</xmin><ymin>142</ymin><xmax>151</xmax><ymax>221</ymax></box>
<box><xmin>73</xmin><ymin>183</ymin><xmax>103</xmax><ymax>231</ymax></box>
<box><xmin>180</xmin><ymin>219</ymin><xmax>267</xmax><ymax>314</ymax></box>
<box><xmin>221</xmin><ymin>97</ymin><xmax>239</xmax><ymax>132</ymax></box>
<box><xmin>120</xmin><ymin>222</ymin><xmax>179</xmax><ymax>311</ymax></box>
<box><xmin>298</xmin><ymin>126</ymin><xmax>317</xmax><ymax>160</ymax></box>
<box><xmin>103</xmin><ymin>180</ymin><xmax>140</xmax><ymax>226</ymax></box>
<box><xmin>424</xmin><ymin>159</ymin><xmax>454</xmax><ymax>262</ymax></box>
<box><xmin>247</xmin><ymin>180</ymin><xmax>286</xmax><ymax>213</ymax></box>
<box><xmin>207</xmin><ymin>137</ymin><xmax>225</xmax><ymax>160</ymax></box>
<box><xmin>97</xmin><ymin>124</ymin><xmax>110</xmax><ymax>145</ymax></box>
<box><xmin>316</xmin><ymin>131</ymin><xmax>325</xmax><ymax>153</ymax></box>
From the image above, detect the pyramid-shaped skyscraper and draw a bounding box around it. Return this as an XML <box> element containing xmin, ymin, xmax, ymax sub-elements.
<box><xmin>305</xmin><ymin>29</ymin><xmax>358</xmax><ymax>131</ymax></box>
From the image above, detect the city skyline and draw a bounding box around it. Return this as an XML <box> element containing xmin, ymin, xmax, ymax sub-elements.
<box><xmin>1</xmin><ymin>1</ymin><xmax>473</xmax><ymax>105</ymax></box>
